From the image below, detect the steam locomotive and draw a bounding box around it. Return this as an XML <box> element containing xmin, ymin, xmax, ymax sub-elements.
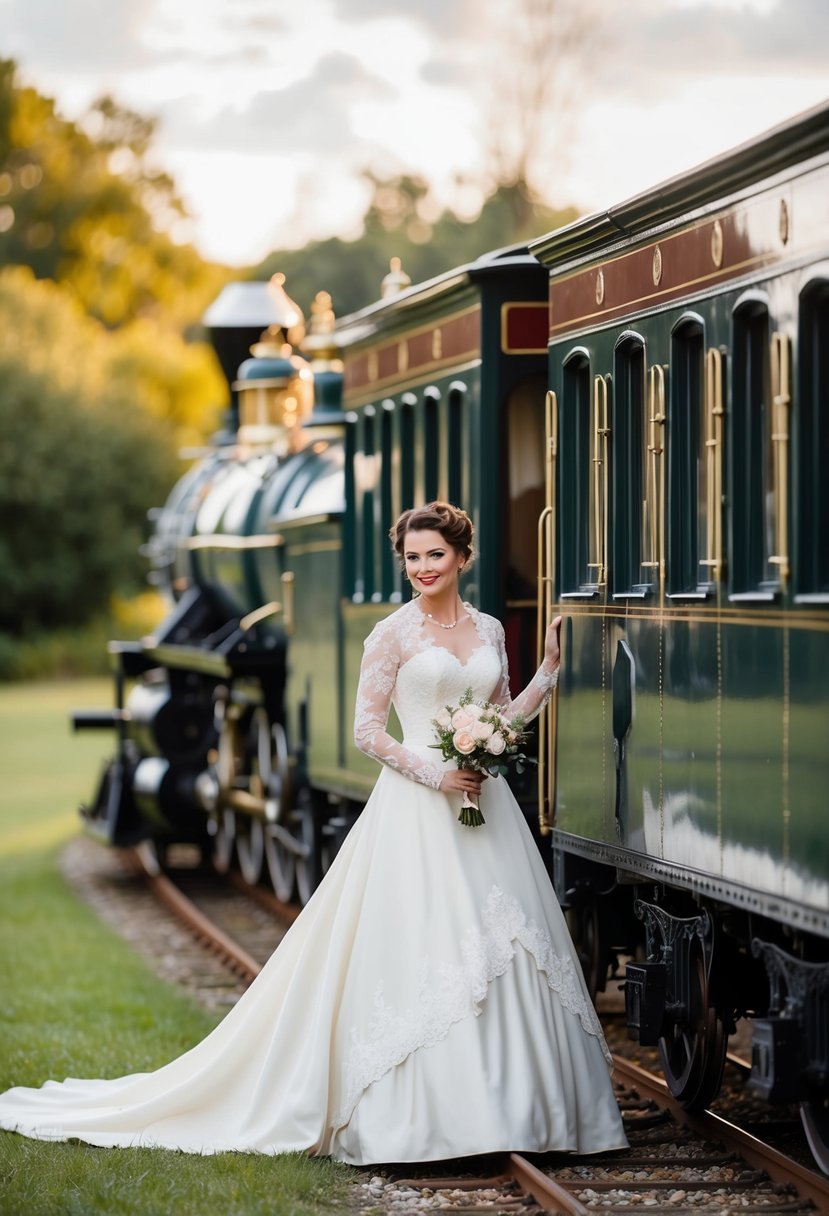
<box><xmin>75</xmin><ymin>104</ymin><xmax>829</xmax><ymax>1171</ymax></box>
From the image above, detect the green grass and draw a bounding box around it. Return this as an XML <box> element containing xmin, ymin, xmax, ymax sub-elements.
<box><xmin>0</xmin><ymin>681</ymin><xmax>354</xmax><ymax>1215</ymax></box>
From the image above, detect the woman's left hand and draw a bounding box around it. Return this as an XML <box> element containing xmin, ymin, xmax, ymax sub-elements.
<box><xmin>543</xmin><ymin>615</ymin><xmax>562</xmax><ymax>672</ymax></box>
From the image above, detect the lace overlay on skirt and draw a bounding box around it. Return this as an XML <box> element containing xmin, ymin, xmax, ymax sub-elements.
<box><xmin>333</xmin><ymin>884</ymin><xmax>611</xmax><ymax>1130</ymax></box>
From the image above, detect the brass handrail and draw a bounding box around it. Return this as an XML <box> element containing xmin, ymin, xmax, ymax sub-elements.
<box><xmin>769</xmin><ymin>331</ymin><xmax>791</xmax><ymax>584</ymax></box>
<box><xmin>536</xmin><ymin>390</ymin><xmax>558</xmax><ymax>837</ymax></box>
<box><xmin>701</xmin><ymin>348</ymin><xmax>724</xmax><ymax>581</ymax></box>
<box><xmin>186</xmin><ymin>534</ymin><xmax>284</xmax><ymax>551</ymax></box>
<box><xmin>239</xmin><ymin>601</ymin><xmax>282</xmax><ymax>632</ymax></box>
<box><xmin>642</xmin><ymin>364</ymin><xmax>666</xmax><ymax>591</ymax></box>
<box><xmin>537</xmin><ymin>502</ymin><xmax>553</xmax><ymax>838</ymax></box>
<box><xmin>281</xmin><ymin>570</ymin><xmax>296</xmax><ymax>635</ymax></box>
<box><xmin>588</xmin><ymin>375</ymin><xmax>609</xmax><ymax>584</ymax></box>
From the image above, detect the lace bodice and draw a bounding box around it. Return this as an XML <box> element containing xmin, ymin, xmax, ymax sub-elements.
<box><xmin>354</xmin><ymin>599</ymin><xmax>559</xmax><ymax>788</ymax></box>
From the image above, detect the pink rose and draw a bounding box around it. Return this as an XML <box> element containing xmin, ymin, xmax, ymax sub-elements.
<box><xmin>472</xmin><ymin>719</ymin><xmax>494</xmax><ymax>740</ymax></box>
<box><xmin>452</xmin><ymin>730</ymin><xmax>478</xmax><ymax>755</ymax></box>
<box><xmin>435</xmin><ymin>707</ymin><xmax>452</xmax><ymax>728</ymax></box>
<box><xmin>451</xmin><ymin>709</ymin><xmax>475</xmax><ymax>731</ymax></box>
<box><xmin>485</xmin><ymin>732</ymin><xmax>506</xmax><ymax>755</ymax></box>
<box><xmin>507</xmin><ymin>729</ymin><xmax>518</xmax><ymax>744</ymax></box>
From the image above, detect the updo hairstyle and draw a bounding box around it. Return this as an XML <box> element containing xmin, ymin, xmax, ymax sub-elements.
<box><xmin>390</xmin><ymin>501</ymin><xmax>475</xmax><ymax>570</ymax></box>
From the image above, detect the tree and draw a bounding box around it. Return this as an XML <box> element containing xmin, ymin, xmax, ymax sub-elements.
<box><xmin>0</xmin><ymin>60</ymin><xmax>229</xmax><ymax>329</ymax></box>
<box><xmin>473</xmin><ymin>0</ymin><xmax>603</xmax><ymax>228</ymax></box>
<box><xmin>255</xmin><ymin>174</ymin><xmax>576</xmax><ymax>320</ymax></box>
<box><xmin>0</xmin><ymin>267</ymin><xmax>180</xmax><ymax>634</ymax></box>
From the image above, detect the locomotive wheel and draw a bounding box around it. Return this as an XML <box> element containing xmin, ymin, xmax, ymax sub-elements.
<box><xmin>292</xmin><ymin>786</ymin><xmax>321</xmax><ymax>907</ymax></box>
<box><xmin>658</xmin><ymin>942</ymin><xmax>727</xmax><ymax>1110</ymax></box>
<box><xmin>264</xmin><ymin>826</ymin><xmax>296</xmax><ymax>902</ymax></box>
<box><xmin>236</xmin><ymin>818</ymin><xmax>265</xmax><ymax>885</ymax></box>
<box><xmin>211</xmin><ymin>809</ymin><xmax>236</xmax><ymax>874</ymax></box>
<box><xmin>801</xmin><ymin>1096</ymin><xmax>829</xmax><ymax>1175</ymax></box>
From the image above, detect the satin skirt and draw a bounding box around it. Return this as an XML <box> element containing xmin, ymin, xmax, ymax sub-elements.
<box><xmin>0</xmin><ymin>761</ymin><xmax>626</xmax><ymax>1164</ymax></box>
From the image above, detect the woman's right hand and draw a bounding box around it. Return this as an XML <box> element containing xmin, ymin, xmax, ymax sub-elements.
<box><xmin>439</xmin><ymin>769</ymin><xmax>486</xmax><ymax>796</ymax></box>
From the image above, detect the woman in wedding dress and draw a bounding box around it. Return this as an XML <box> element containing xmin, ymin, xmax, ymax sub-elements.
<box><xmin>0</xmin><ymin>501</ymin><xmax>626</xmax><ymax>1164</ymax></box>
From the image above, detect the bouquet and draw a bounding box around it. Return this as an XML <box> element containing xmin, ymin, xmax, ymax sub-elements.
<box><xmin>430</xmin><ymin>688</ymin><xmax>535</xmax><ymax>827</ymax></box>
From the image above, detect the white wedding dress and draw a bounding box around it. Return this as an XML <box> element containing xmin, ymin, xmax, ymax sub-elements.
<box><xmin>0</xmin><ymin>599</ymin><xmax>626</xmax><ymax>1164</ymax></box>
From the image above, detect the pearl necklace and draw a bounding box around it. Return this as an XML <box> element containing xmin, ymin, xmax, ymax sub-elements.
<box><xmin>421</xmin><ymin>604</ymin><xmax>468</xmax><ymax>630</ymax></box>
<box><xmin>424</xmin><ymin>612</ymin><xmax>459</xmax><ymax>630</ymax></box>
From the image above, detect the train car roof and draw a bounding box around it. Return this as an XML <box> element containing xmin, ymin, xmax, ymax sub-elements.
<box><xmin>334</xmin><ymin>242</ymin><xmax>543</xmax><ymax>347</ymax></box>
<box><xmin>530</xmin><ymin>100</ymin><xmax>829</xmax><ymax>271</ymax></box>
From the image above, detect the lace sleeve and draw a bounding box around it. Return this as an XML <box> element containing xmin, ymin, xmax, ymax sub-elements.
<box><xmin>490</xmin><ymin>620</ymin><xmax>558</xmax><ymax>724</ymax></box>
<box><xmin>353</xmin><ymin>619</ymin><xmax>444</xmax><ymax>790</ymax></box>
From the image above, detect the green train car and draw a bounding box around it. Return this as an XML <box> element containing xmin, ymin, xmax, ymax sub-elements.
<box><xmin>532</xmin><ymin>103</ymin><xmax>829</xmax><ymax>1165</ymax></box>
<box><xmin>75</xmin><ymin>104</ymin><xmax>829</xmax><ymax>1170</ymax></box>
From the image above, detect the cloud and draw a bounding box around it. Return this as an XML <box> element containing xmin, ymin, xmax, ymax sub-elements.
<box><xmin>329</xmin><ymin>0</ymin><xmax>468</xmax><ymax>36</ymax></box>
<box><xmin>4</xmin><ymin>0</ymin><xmax>160</xmax><ymax>72</ymax></box>
<box><xmin>597</xmin><ymin>0</ymin><xmax>829</xmax><ymax>100</ymax></box>
<box><xmin>164</xmin><ymin>52</ymin><xmax>395</xmax><ymax>155</ymax></box>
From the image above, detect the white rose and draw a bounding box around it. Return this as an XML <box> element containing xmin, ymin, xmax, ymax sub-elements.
<box><xmin>452</xmin><ymin>729</ymin><xmax>478</xmax><ymax>755</ymax></box>
<box><xmin>435</xmin><ymin>707</ymin><xmax>452</xmax><ymax>728</ymax></box>
<box><xmin>471</xmin><ymin>719</ymin><xmax>494</xmax><ymax>740</ymax></box>
<box><xmin>485</xmin><ymin>732</ymin><xmax>506</xmax><ymax>755</ymax></box>
<box><xmin>464</xmin><ymin>702</ymin><xmax>484</xmax><ymax>719</ymax></box>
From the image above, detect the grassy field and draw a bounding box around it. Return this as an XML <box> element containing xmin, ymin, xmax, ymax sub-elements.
<box><xmin>0</xmin><ymin>680</ymin><xmax>353</xmax><ymax>1215</ymax></box>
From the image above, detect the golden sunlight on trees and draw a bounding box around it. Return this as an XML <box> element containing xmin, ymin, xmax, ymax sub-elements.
<box><xmin>0</xmin><ymin>268</ymin><xmax>180</xmax><ymax>635</ymax></box>
<box><xmin>0</xmin><ymin>59</ymin><xmax>229</xmax><ymax>329</ymax></box>
<box><xmin>0</xmin><ymin>63</ymin><xmax>231</xmax><ymax>666</ymax></box>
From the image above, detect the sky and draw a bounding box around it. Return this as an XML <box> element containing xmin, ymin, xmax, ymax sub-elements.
<box><xmin>2</xmin><ymin>0</ymin><xmax>827</xmax><ymax>266</ymax></box>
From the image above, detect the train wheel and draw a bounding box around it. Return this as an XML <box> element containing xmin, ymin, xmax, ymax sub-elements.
<box><xmin>211</xmin><ymin>809</ymin><xmax>236</xmax><ymax>874</ymax></box>
<box><xmin>264</xmin><ymin>827</ymin><xmax>296</xmax><ymax>902</ymax></box>
<box><xmin>658</xmin><ymin>942</ymin><xmax>727</xmax><ymax>1110</ymax></box>
<box><xmin>801</xmin><ymin>1097</ymin><xmax>829</xmax><ymax>1175</ymax></box>
<box><xmin>292</xmin><ymin>787</ymin><xmax>321</xmax><ymax>907</ymax></box>
<box><xmin>236</xmin><ymin>818</ymin><xmax>264</xmax><ymax>885</ymax></box>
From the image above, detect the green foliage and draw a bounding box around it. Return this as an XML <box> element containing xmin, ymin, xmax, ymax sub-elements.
<box><xmin>0</xmin><ymin>59</ymin><xmax>230</xmax><ymax>329</ymax></box>
<box><xmin>0</xmin><ymin>268</ymin><xmax>180</xmax><ymax>635</ymax></box>
<box><xmin>256</xmin><ymin>174</ymin><xmax>576</xmax><ymax>319</ymax></box>
<box><xmin>0</xmin><ymin>592</ymin><xmax>167</xmax><ymax>682</ymax></box>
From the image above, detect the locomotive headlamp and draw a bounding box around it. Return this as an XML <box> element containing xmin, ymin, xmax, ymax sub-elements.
<box><xmin>232</xmin><ymin>276</ymin><xmax>314</xmax><ymax>449</ymax></box>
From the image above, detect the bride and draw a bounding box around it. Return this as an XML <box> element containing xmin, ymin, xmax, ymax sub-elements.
<box><xmin>0</xmin><ymin>501</ymin><xmax>626</xmax><ymax>1164</ymax></box>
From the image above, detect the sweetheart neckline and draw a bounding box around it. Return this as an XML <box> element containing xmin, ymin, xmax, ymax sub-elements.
<box><xmin>398</xmin><ymin>642</ymin><xmax>496</xmax><ymax>676</ymax></box>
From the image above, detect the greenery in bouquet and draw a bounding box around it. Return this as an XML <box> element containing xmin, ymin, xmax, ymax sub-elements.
<box><xmin>430</xmin><ymin>688</ymin><xmax>536</xmax><ymax>826</ymax></box>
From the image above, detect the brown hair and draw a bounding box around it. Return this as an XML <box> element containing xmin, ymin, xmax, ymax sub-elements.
<box><xmin>390</xmin><ymin>501</ymin><xmax>475</xmax><ymax>568</ymax></box>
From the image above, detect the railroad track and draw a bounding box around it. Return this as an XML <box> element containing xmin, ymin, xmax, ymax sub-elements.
<box><xmin>130</xmin><ymin>849</ymin><xmax>829</xmax><ymax>1214</ymax></box>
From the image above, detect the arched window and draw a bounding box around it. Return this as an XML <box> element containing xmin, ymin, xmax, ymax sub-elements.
<box><xmin>359</xmin><ymin>406</ymin><xmax>377</xmax><ymax>601</ymax></box>
<box><xmin>668</xmin><ymin>317</ymin><xmax>708</xmax><ymax>594</ymax></box>
<box><xmin>730</xmin><ymin>296</ymin><xmax>788</xmax><ymax>597</ymax></box>
<box><xmin>447</xmin><ymin>382</ymin><xmax>466</xmax><ymax>506</ymax></box>
<box><xmin>796</xmin><ymin>279</ymin><xmax>829</xmax><ymax>597</ymax></box>
<box><xmin>399</xmin><ymin>394</ymin><xmax>416</xmax><ymax>516</ymax></box>
<box><xmin>423</xmin><ymin>387</ymin><xmax>440</xmax><ymax>503</ymax></box>
<box><xmin>612</xmin><ymin>334</ymin><xmax>646</xmax><ymax>596</ymax></box>
<box><xmin>380</xmin><ymin>400</ymin><xmax>395</xmax><ymax>599</ymax></box>
<box><xmin>558</xmin><ymin>349</ymin><xmax>592</xmax><ymax>594</ymax></box>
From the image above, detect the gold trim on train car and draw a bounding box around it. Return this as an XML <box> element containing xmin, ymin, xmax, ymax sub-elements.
<box><xmin>589</xmin><ymin>375</ymin><xmax>610</xmax><ymax>586</ymax></box>
<box><xmin>770</xmin><ymin>331</ymin><xmax>792</xmax><ymax>585</ymax></box>
<box><xmin>500</xmin><ymin>302</ymin><xmax>549</xmax><ymax>354</ymax></box>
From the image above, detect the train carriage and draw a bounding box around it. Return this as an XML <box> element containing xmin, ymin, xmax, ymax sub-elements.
<box><xmin>330</xmin><ymin>247</ymin><xmax>549</xmax><ymax>806</ymax></box>
<box><xmin>531</xmin><ymin>102</ymin><xmax>829</xmax><ymax>1165</ymax></box>
<box><xmin>72</xmin><ymin>102</ymin><xmax>829</xmax><ymax>1172</ymax></box>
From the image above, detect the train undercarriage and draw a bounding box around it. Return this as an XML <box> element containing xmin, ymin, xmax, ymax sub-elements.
<box><xmin>557</xmin><ymin>849</ymin><xmax>829</xmax><ymax>1174</ymax></box>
